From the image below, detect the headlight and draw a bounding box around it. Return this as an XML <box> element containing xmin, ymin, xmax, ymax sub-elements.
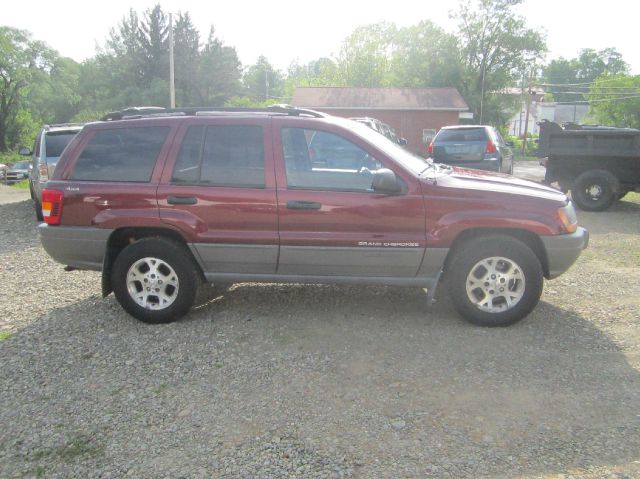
<box><xmin>557</xmin><ymin>202</ymin><xmax>578</xmax><ymax>233</ymax></box>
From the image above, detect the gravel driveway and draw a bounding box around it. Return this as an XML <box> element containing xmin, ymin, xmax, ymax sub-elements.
<box><xmin>1</xmin><ymin>190</ymin><xmax>639</xmax><ymax>478</ymax></box>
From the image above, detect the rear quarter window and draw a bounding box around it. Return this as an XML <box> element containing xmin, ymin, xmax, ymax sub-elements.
<box><xmin>45</xmin><ymin>132</ymin><xmax>79</xmax><ymax>157</ymax></box>
<box><xmin>70</xmin><ymin>127</ymin><xmax>169</xmax><ymax>182</ymax></box>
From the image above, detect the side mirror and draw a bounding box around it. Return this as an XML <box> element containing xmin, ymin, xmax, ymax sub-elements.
<box><xmin>505</xmin><ymin>140</ymin><xmax>515</xmax><ymax>147</ymax></box>
<box><xmin>398</xmin><ymin>138</ymin><xmax>408</xmax><ymax>146</ymax></box>
<box><xmin>372</xmin><ymin>168</ymin><xmax>402</xmax><ymax>194</ymax></box>
<box><xmin>19</xmin><ymin>147</ymin><xmax>32</xmax><ymax>156</ymax></box>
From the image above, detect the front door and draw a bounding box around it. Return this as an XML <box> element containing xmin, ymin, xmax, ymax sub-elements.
<box><xmin>274</xmin><ymin>123</ymin><xmax>427</xmax><ymax>278</ymax></box>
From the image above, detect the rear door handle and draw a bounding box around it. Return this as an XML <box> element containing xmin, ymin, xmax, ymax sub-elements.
<box><xmin>287</xmin><ymin>200</ymin><xmax>322</xmax><ymax>210</ymax></box>
<box><xmin>167</xmin><ymin>196</ymin><xmax>198</xmax><ymax>205</ymax></box>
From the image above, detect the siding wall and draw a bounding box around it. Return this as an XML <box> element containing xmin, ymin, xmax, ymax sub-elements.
<box><xmin>315</xmin><ymin>109</ymin><xmax>461</xmax><ymax>155</ymax></box>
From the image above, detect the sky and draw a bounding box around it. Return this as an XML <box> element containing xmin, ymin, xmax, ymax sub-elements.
<box><xmin>2</xmin><ymin>0</ymin><xmax>639</xmax><ymax>75</ymax></box>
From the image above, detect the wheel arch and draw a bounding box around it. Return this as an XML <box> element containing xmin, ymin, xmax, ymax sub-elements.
<box><xmin>443</xmin><ymin>227</ymin><xmax>549</xmax><ymax>279</ymax></box>
<box><xmin>101</xmin><ymin>227</ymin><xmax>204</xmax><ymax>297</ymax></box>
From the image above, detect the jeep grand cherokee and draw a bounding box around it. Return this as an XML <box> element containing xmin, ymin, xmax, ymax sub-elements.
<box><xmin>38</xmin><ymin>106</ymin><xmax>588</xmax><ymax>327</ymax></box>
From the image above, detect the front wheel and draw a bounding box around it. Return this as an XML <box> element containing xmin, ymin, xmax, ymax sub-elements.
<box><xmin>446</xmin><ymin>236</ymin><xmax>544</xmax><ymax>327</ymax></box>
<box><xmin>111</xmin><ymin>237</ymin><xmax>199</xmax><ymax>324</ymax></box>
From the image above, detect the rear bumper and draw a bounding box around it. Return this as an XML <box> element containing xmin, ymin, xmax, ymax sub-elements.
<box><xmin>39</xmin><ymin>224</ymin><xmax>112</xmax><ymax>271</ymax></box>
<box><xmin>541</xmin><ymin>227</ymin><xmax>589</xmax><ymax>279</ymax></box>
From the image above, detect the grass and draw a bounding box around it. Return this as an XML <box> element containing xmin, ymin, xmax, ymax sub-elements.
<box><xmin>626</xmin><ymin>191</ymin><xmax>640</xmax><ymax>202</ymax></box>
<box><xmin>31</xmin><ymin>434</ymin><xmax>104</xmax><ymax>463</ymax></box>
<box><xmin>0</xmin><ymin>331</ymin><xmax>13</xmax><ymax>341</ymax></box>
<box><xmin>9</xmin><ymin>180</ymin><xmax>30</xmax><ymax>190</ymax></box>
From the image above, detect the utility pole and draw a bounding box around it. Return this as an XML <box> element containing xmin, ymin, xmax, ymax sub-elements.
<box><xmin>264</xmin><ymin>69</ymin><xmax>269</xmax><ymax>102</ymax></box>
<box><xmin>169</xmin><ymin>13</ymin><xmax>176</xmax><ymax>108</ymax></box>
<box><xmin>522</xmin><ymin>68</ymin><xmax>534</xmax><ymax>157</ymax></box>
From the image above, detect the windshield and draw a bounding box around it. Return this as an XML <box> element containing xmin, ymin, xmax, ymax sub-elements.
<box><xmin>45</xmin><ymin>132</ymin><xmax>78</xmax><ymax>157</ymax></box>
<box><xmin>12</xmin><ymin>160</ymin><xmax>30</xmax><ymax>169</ymax></box>
<box><xmin>343</xmin><ymin>120</ymin><xmax>432</xmax><ymax>175</ymax></box>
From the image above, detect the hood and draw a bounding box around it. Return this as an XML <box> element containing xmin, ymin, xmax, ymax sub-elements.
<box><xmin>428</xmin><ymin>166</ymin><xmax>566</xmax><ymax>203</ymax></box>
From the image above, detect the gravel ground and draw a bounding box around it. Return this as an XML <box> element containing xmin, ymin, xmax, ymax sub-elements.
<box><xmin>1</xmin><ymin>189</ymin><xmax>640</xmax><ymax>478</ymax></box>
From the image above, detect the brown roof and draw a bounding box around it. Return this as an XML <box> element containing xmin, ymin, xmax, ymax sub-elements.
<box><xmin>292</xmin><ymin>87</ymin><xmax>468</xmax><ymax>111</ymax></box>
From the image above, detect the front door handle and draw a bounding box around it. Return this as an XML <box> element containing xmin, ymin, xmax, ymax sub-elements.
<box><xmin>167</xmin><ymin>196</ymin><xmax>198</xmax><ymax>205</ymax></box>
<box><xmin>287</xmin><ymin>200</ymin><xmax>322</xmax><ymax>210</ymax></box>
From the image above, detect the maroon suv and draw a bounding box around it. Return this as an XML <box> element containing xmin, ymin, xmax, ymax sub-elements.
<box><xmin>39</xmin><ymin>106</ymin><xmax>588</xmax><ymax>327</ymax></box>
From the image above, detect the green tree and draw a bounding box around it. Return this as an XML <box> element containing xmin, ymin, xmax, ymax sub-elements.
<box><xmin>242</xmin><ymin>55</ymin><xmax>284</xmax><ymax>102</ymax></box>
<box><xmin>587</xmin><ymin>73</ymin><xmax>640</xmax><ymax>128</ymax></box>
<box><xmin>453</xmin><ymin>0</ymin><xmax>546</xmax><ymax>124</ymax></box>
<box><xmin>196</xmin><ymin>27</ymin><xmax>242</xmax><ymax>106</ymax></box>
<box><xmin>337</xmin><ymin>22</ymin><xmax>396</xmax><ymax>87</ymax></box>
<box><xmin>173</xmin><ymin>12</ymin><xmax>200</xmax><ymax>106</ymax></box>
<box><xmin>0</xmin><ymin>26</ymin><xmax>55</xmax><ymax>152</ymax></box>
<box><xmin>543</xmin><ymin>48</ymin><xmax>629</xmax><ymax>102</ymax></box>
<box><xmin>390</xmin><ymin>21</ymin><xmax>462</xmax><ymax>88</ymax></box>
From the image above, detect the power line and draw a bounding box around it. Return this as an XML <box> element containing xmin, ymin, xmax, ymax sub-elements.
<box><xmin>554</xmin><ymin>94</ymin><xmax>640</xmax><ymax>105</ymax></box>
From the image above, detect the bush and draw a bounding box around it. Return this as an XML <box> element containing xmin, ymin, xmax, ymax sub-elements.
<box><xmin>506</xmin><ymin>135</ymin><xmax>538</xmax><ymax>157</ymax></box>
<box><xmin>0</xmin><ymin>152</ymin><xmax>24</xmax><ymax>167</ymax></box>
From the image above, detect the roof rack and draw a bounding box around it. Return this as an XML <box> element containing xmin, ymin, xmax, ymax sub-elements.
<box><xmin>44</xmin><ymin>122</ymin><xmax>85</xmax><ymax>129</ymax></box>
<box><xmin>100</xmin><ymin>104</ymin><xmax>326</xmax><ymax>121</ymax></box>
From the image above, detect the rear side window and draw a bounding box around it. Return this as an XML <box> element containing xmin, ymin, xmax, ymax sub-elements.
<box><xmin>45</xmin><ymin>132</ymin><xmax>78</xmax><ymax>157</ymax></box>
<box><xmin>70</xmin><ymin>127</ymin><xmax>169</xmax><ymax>182</ymax></box>
<box><xmin>435</xmin><ymin>128</ymin><xmax>487</xmax><ymax>142</ymax></box>
<box><xmin>172</xmin><ymin>125</ymin><xmax>265</xmax><ymax>187</ymax></box>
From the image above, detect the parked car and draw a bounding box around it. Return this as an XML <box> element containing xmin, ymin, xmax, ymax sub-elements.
<box><xmin>22</xmin><ymin>123</ymin><xmax>84</xmax><ymax>220</ymax></box>
<box><xmin>0</xmin><ymin>163</ymin><xmax>6</xmax><ymax>183</ymax></box>
<box><xmin>5</xmin><ymin>160</ymin><xmax>32</xmax><ymax>184</ymax></box>
<box><xmin>428</xmin><ymin>125</ymin><xmax>514</xmax><ymax>174</ymax></box>
<box><xmin>350</xmin><ymin>117</ymin><xmax>407</xmax><ymax>146</ymax></box>
<box><xmin>38</xmin><ymin>106</ymin><xmax>587</xmax><ymax>327</ymax></box>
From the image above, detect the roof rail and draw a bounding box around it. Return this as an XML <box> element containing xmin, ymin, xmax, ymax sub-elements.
<box><xmin>43</xmin><ymin>122</ymin><xmax>86</xmax><ymax>129</ymax></box>
<box><xmin>100</xmin><ymin>104</ymin><xmax>326</xmax><ymax>121</ymax></box>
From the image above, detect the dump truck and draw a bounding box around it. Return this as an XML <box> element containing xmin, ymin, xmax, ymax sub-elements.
<box><xmin>538</xmin><ymin>120</ymin><xmax>640</xmax><ymax>211</ymax></box>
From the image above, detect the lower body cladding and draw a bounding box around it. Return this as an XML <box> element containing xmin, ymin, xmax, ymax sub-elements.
<box><xmin>191</xmin><ymin>243</ymin><xmax>448</xmax><ymax>292</ymax></box>
<box><xmin>38</xmin><ymin>224</ymin><xmax>111</xmax><ymax>271</ymax></box>
<box><xmin>38</xmin><ymin>224</ymin><xmax>448</xmax><ymax>292</ymax></box>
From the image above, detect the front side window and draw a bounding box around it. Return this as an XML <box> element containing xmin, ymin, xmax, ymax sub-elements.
<box><xmin>282</xmin><ymin>128</ymin><xmax>382</xmax><ymax>192</ymax></box>
<box><xmin>172</xmin><ymin>125</ymin><xmax>265</xmax><ymax>187</ymax></box>
<box><xmin>70</xmin><ymin>127</ymin><xmax>169</xmax><ymax>182</ymax></box>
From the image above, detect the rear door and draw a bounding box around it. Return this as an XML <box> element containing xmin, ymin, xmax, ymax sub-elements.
<box><xmin>274</xmin><ymin>120</ymin><xmax>427</xmax><ymax>278</ymax></box>
<box><xmin>433</xmin><ymin>127</ymin><xmax>488</xmax><ymax>164</ymax></box>
<box><xmin>157</xmin><ymin>117</ymin><xmax>278</xmax><ymax>275</ymax></box>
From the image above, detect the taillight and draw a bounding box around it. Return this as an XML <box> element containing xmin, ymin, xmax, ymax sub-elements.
<box><xmin>38</xmin><ymin>164</ymin><xmax>49</xmax><ymax>181</ymax></box>
<box><xmin>427</xmin><ymin>142</ymin><xmax>433</xmax><ymax>155</ymax></box>
<box><xmin>42</xmin><ymin>189</ymin><xmax>64</xmax><ymax>225</ymax></box>
<box><xmin>486</xmin><ymin>140</ymin><xmax>497</xmax><ymax>154</ymax></box>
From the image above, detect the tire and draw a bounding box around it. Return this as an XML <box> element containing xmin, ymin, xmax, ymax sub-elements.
<box><xmin>446</xmin><ymin>235</ymin><xmax>544</xmax><ymax>327</ymax></box>
<box><xmin>29</xmin><ymin>184</ymin><xmax>44</xmax><ymax>221</ymax></box>
<box><xmin>571</xmin><ymin>169</ymin><xmax>619</xmax><ymax>211</ymax></box>
<box><xmin>33</xmin><ymin>197</ymin><xmax>43</xmax><ymax>222</ymax></box>
<box><xmin>111</xmin><ymin>237</ymin><xmax>199</xmax><ymax>324</ymax></box>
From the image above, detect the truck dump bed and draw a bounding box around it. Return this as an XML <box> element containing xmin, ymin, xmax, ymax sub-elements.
<box><xmin>538</xmin><ymin>120</ymin><xmax>640</xmax><ymax>159</ymax></box>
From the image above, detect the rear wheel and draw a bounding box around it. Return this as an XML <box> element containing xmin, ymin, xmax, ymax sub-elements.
<box><xmin>111</xmin><ymin>237</ymin><xmax>199</xmax><ymax>324</ymax></box>
<box><xmin>446</xmin><ymin>236</ymin><xmax>543</xmax><ymax>327</ymax></box>
<box><xmin>571</xmin><ymin>169</ymin><xmax>619</xmax><ymax>211</ymax></box>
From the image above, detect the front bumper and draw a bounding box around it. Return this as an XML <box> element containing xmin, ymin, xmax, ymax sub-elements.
<box><xmin>541</xmin><ymin>227</ymin><xmax>589</xmax><ymax>279</ymax></box>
